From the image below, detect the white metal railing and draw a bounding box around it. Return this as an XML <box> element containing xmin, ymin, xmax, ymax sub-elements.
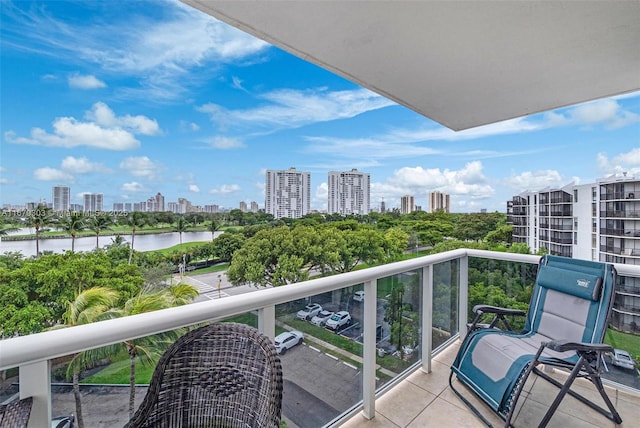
<box><xmin>2</xmin><ymin>249</ymin><xmax>638</xmax><ymax>427</ymax></box>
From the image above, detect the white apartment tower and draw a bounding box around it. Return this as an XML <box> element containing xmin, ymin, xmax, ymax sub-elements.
<box><xmin>52</xmin><ymin>185</ymin><xmax>70</xmax><ymax>211</ymax></box>
<box><xmin>265</xmin><ymin>167</ymin><xmax>310</xmax><ymax>219</ymax></box>
<box><xmin>327</xmin><ymin>169</ymin><xmax>370</xmax><ymax>215</ymax></box>
<box><xmin>83</xmin><ymin>193</ymin><xmax>103</xmax><ymax>212</ymax></box>
<box><xmin>401</xmin><ymin>195</ymin><xmax>415</xmax><ymax>214</ymax></box>
<box><xmin>429</xmin><ymin>191</ymin><xmax>450</xmax><ymax>213</ymax></box>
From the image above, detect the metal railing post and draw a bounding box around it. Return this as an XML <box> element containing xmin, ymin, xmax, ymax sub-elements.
<box><xmin>258</xmin><ymin>305</ymin><xmax>276</xmax><ymax>339</ymax></box>
<box><xmin>20</xmin><ymin>360</ymin><xmax>51</xmax><ymax>428</ymax></box>
<box><xmin>458</xmin><ymin>255</ymin><xmax>469</xmax><ymax>341</ymax></box>
<box><xmin>362</xmin><ymin>279</ymin><xmax>377</xmax><ymax>419</ymax></box>
<box><xmin>421</xmin><ymin>264</ymin><xmax>433</xmax><ymax>373</ymax></box>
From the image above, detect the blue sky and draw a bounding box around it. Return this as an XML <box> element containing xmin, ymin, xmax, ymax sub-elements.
<box><xmin>1</xmin><ymin>0</ymin><xmax>639</xmax><ymax>213</ymax></box>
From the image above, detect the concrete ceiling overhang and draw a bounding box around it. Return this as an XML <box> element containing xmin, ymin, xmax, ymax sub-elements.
<box><xmin>182</xmin><ymin>1</ymin><xmax>640</xmax><ymax>131</ymax></box>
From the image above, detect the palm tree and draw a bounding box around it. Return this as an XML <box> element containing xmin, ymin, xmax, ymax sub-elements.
<box><xmin>0</xmin><ymin>218</ymin><xmax>19</xmax><ymax>236</ymax></box>
<box><xmin>57</xmin><ymin>287</ymin><xmax>120</xmax><ymax>428</ymax></box>
<box><xmin>125</xmin><ymin>211</ymin><xmax>147</xmax><ymax>264</ymax></box>
<box><xmin>25</xmin><ymin>203</ymin><xmax>54</xmax><ymax>256</ymax></box>
<box><xmin>59</xmin><ymin>211</ymin><xmax>86</xmax><ymax>252</ymax></box>
<box><xmin>88</xmin><ymin>213</ymin><xmax>114</xmax><ymax>249</ymax></box>
<box><xmin>207</xmin><ymin>218</ymin><xmax>219</xmax><ymax>241</ymax></box>
<box><xmin>109</xmin><ymin>283</ymin><xmax>199</xmax><ymax>417</ymax></box>
<box><xmin>174</xmin><ymin>216</ymin><xmax>190</xmax><ymax>247</ymax></box>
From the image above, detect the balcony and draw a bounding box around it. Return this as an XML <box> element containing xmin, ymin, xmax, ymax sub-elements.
<box><xmin>2</xmin><ymin>249</ymin><xmax>639</xmax><ymax>427</ymax></box>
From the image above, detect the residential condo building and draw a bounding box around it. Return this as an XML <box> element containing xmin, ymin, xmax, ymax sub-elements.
<box><xmin>400</xmin><ymin>195</ymin><xmax>415</xmax><ymax>214</ymax></box>
<box><xmin>52</xmin><ymin>185</ymin><xmax>70</xmax><ymax>212</ymax></box>
<box><xmin>327</xmin><ymin>169</ymin><xmax>370</xmax><ymax>215</ymax></box>
<box><xmin>429</xmin><ymin>191</ymin><xmax>450</xmax><ymax>213</ymax></box>
<box><xmin>507</xmin><ymin>174</ymin><xmax>640</xmax><ymax>333</ymax></box>
<box><xmin>265</xmin><ymin>167</ymin><xmax>310</xmax><ymax>219</ymax></box>
<box><xmin>83</xmin><ymin>193</ymin><xmax>103</xmax><ymax>212</ymax></box>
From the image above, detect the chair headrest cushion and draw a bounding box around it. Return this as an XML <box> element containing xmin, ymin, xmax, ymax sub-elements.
<box><xmin>537</xmin><ymin>265</ymin><xmax>603</xmax><ymax>301</ymax></box>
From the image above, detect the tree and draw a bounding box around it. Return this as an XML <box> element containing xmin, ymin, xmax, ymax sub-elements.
<box><xmin>210</xmin><ymin>232</ymin><xmax>245</xmax><ymax>262</ymax></box>
<box><xmin>56</xmin><ymin>287</ymin><xmax>119</xmax><ymax>428</ymax></box>
<box><xmin>25</xmin><ymin>203</ymin><xmax>54</xmax><ymax>256</ymax></box>
<box><xmin>207</xmin><ymin>218</ymin><xmax>219</xmax><ymax>241</ymax></box>
<box><xmin>0</xmin><ymin>218</ymin><xmax>19</xmax><ymax>236</ymax></box>
<box><xmin>174</xmin><ymin>216</ymin><xmax>190</xmax><ymax>247</ymax></box>
<box><xmin>88</xmin><ymin>213</ymin><xmax>114</xmax><ymax>249</ymax></box>
<box><xmin>59</xmin><ymin>211</ymin><xmax>86</xmax><ymax>252</ymax></box>
<box><xmin>125</xmin><ymin>212</ymin><xmax>147</xmax><ymax>264</ymax></box>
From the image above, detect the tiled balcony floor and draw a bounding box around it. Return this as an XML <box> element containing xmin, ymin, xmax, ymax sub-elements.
<box><xmin>342</xmin><ymin>342</ymin><xmax>639</xmax><ymax>428</ymax></box>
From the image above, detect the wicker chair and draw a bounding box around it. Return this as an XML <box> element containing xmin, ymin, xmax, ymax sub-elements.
<box><xmin>125</xmin><ymin>323</ymin><xmax>283</xmax><ymax>428</ymax></box>
<box><xmin>0</xmin><ymin>396</ymin><xmax>33</xmax><ymax>428</ymax></box>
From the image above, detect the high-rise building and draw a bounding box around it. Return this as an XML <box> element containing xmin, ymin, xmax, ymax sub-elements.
<box><xmin>52</xmin><ymin>185</ymin><xmax>71</xmax><ymax>211</ymax></box>
<box><xmin>507</xmin><ymin>174</ymin><xmax>640</xmax><ymax>334</ymax></box>
<box><xmin>327</xmin><ymin>169</ymin><xmax>370</xmax><ymax>215</ymax></box>
<box><xmin>429</xmin><ymin>191</ymin><xmax>450</xmax><ymax>213</ymax></box>
<box><xmin>239</xmin><ymin>201</ymin><xmax>248</xmax><ymax>212</ymax></box>
<box><xmin>250</xmin><ymin>201</ymin><xmax>259</xmax><ymax>213</ymax></box>
<box><xmin>204</xmin><ymin>204</ymin><xmax>219</xmax><ymax>213</ymax></box>
<box><xmin>401</xmin><ymin>195</ymin><xmax>415</xmax><ymax>214</ymax></box>
<box><xmin>265</xmin><ymin>167</ymin><xmax>310</xmax><ymax>219</ymax></box>
<box><xmin>155</xmin><ymin>192</ymin><xmax>165</xmax><ymax>212</ymax></box>
<box><xmin>83</xmin><ymin>193</ymin><xmax>103</xmax><ymax>212</ymax></box>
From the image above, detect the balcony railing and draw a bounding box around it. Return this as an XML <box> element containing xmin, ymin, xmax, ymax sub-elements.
<box><xmin>2</xmin><ymin>249</ymin><xmax>639</xmax><ymax>427</ymax></box>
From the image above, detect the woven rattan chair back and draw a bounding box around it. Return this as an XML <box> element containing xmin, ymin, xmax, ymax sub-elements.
<box><xmin>125</xmin><ymin>323</ymin><xmax>283</xmax><ymax>428</ymax></box>
<box><xmin>0</xmin><ymin>396</ymin><xmax>33</xmax><ymax>428</ymax></box>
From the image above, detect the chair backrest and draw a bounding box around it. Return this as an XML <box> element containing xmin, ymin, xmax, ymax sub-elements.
<box><xmin>125</xmin><ymin>323</ymin><xmax>283</xmax><ymax>428</ymax></box>
<box><xmin>525</xmin><ymin>255</ymin><xmax>616</xmax><ymax>345</ymax></box>
<box><xmin>0</xmin><ymin>396</ymin><xmax>33</xmax><ymax>428</ymax></box>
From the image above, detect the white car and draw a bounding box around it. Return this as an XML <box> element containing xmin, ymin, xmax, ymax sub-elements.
<box><xmin>310</xmin><ymin>310</ymin><xmax>334</xmax><ymax>326</ymax></box>
<box><xmin>611</xmin><ymin>349</ymin><xmax>635</xmax><ymax>370</ymax></box>
<box><xmin>325</xmin><ymin>311</ymin><xmax>352</xmax><ymax>331</ymax></box>
<box><xmin>297</xmin><ymin>303</ymin><xmax>322</xmax><ymax>320</ymax></box>
<box><xmin>353</xmin><ymin>291</ymin><xmax>365</xmax><ymax>302</ymax></box>
<box><xmin>274</xmin><ymin>331</ymin><xmax>303</xmax><ymax>354</ymax></box>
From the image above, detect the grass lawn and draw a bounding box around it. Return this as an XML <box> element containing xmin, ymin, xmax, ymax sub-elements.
<box><xmin>605</xmin><ymin>329</ymin><xmax>640</xmax><ymax>358</ymax></box>
<box><xmin>149</xmin><ymin>241</ymin><xmax>210</xmax><ymax>255</ymax></box>
<box><xmin>82</xmin><ymin>355</ymin><xmax>156</xmax><ymax>385</ymax></box>
<box><xmin>187</xmin><ymin>263</ymin><xmax>229</xmax><ymax>275</ymax></box>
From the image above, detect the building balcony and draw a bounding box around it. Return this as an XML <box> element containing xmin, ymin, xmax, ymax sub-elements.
<box><xmin>600</xmin><ymin>210</ymin><xmax>640</xmax><ymax>219</ymax></box>
<box><xmin>2</xmin><ymin>249</ymin><xmax>639</xmax><ymax>428</ymax></box>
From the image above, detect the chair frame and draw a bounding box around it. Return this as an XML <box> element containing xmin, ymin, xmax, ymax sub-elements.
<box><xmin>449</xmin><ymin>255</ymin><xmax>623</xmax><ymax>427</ymax></box>
<box><xmin>125</xmin><ymin>322</ymin><xmax>283</xmax><ymax>428</ymax></box>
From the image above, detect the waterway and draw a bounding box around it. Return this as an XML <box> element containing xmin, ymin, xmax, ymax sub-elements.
<box><xmin>0</xmin><ymin>230</ymin><xmax>220</xmax><ymax>257</ymax></box>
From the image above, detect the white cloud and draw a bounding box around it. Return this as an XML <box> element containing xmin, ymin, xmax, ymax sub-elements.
<box><xmin>68</xmin><ymin>73</ymin><xmax>106</xmax><ymax>89</ymax></box>
<box><xmin>85</xmin><ymin>102</ymin><xmax>160</xmax><ymax>135</ymax></box>
<box><xmin>34</xmin><ymin>167</ymin><xmax>74</xmax><ymax>182</ymax></box>
<box><xmin>231</xmin><ymin>76</ymin><xmax>245</xmax><ymax>91</ymax></box>
<box><xmin>180</xmin><ymin>120</ymin><xmax>200</xmax><ymax>131</ymax></box>
<box><xmin>209</xmin><ymin>184</ymin><xmax>241</xmax><ymax>194</ymax></box>
<box><xmin>597</xmin><ymin>149</ymin><xmax>640</xmax><ymax>177</ymax></box>
<box><xmin>119</xmin><ymin>156</ymin><xmax>163</xmax><ymax>180</ymax></box>
<box><xmin>198</xmin><ymin>87</ymin><xmax>394</xmax><ymax>131</ymax></box>
<box><xmin>61</xmin><ymin>156</ymin><xmax>110</xmax><ymax>173</ymax></box>
<box><xmin>4</xmin><ymin>102</ymin><xmax>159</xmax><ymax>150</ymax></box>
<box><xmin>120</xmin><ymin>182</ymin><xmax>145</xmax><ymax>192</ymax></box>
<box><xmin>504</xmin><ymin>170</ymin><xmax>566</xmax><ymax>191</ymax></box>
<box><xmin>208</xmin><ymin>136</ymin><xmax>245</xmax><ymax>149</ymax></box>
<box><xmin>565</xmin><ymin>99</ymin><xmax>640</xmax><ymax>129</ymax></box>
<box><xmin>189</xmin><ymin>184</ymin><xmax>200</xmax><ymax>193</ymax></box>
<box><xmin>2</xmin><ymin>1</ymin><xmax>270</xmax><ymax>101</ymax></box>
<box><xmin>0</xmin><ymin>178</ymin><xmax>9</xmax><ymax>184</ymax></box>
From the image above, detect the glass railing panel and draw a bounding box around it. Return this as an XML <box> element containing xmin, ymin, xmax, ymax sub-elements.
<box><xmin>432</xmin><ymin>259</ymin><xmax>460</xmax><ymax>349</ymax></box>
<box><xmin>276</xmin><ymin>288</ymin><xmax>363</xmax><ymax>428</ymax></box>
<box><xmin>375</xmin><ymin>270</ymin><xmax>422</xmax><ymax>387</ymax></box>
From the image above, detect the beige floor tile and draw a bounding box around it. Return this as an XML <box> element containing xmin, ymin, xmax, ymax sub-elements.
<box><xmin>407</xmin><ymin>397</ymin><xmax>487</xmax><ymax>428</ymax></box>
<box><xmin>340</xmin><ymin>412</ymin><xmax>400</xmax><ymax>428</ymax></box>
<box><xmin>375</xmin><ymin>380</ymin><xmax>437</xmax><ymax>427</ymax></box>
<box><xmin>406</xmin><ymin>360</ymin><xmax>452</xmax><ymax>396</ymax></box>
<box><xmin>438</xmin><ymin>384</ymin><xmax>505</xmax><ymax>427</ymax></box>
<box><xmin>433</xmin><ymin>342</ymin><xmax>460</xmax><ymax>366</ymax></box>
<box><xmin>614</xmin><ymin>391</ymin><xmax>640</xmax><ymax>428</ymax></box>
<box><xmin>514</xmin><ymin>397</ymin><xmax>608</xmax><ymax>428</ymax></box>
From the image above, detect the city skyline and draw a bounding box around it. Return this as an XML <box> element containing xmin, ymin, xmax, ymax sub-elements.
<box><xmin>1</xmin><ymin>1</ymin><xmax>639</xmax><ymax>214</ymax></box>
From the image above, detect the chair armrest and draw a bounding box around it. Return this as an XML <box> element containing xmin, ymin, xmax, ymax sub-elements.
<box><xmin>543</xmin><ymin>340</ymin><xmax>613</xmax><ymax>353</ymax></box>
<box><xmin>472</xmin><ymin>305</ymin><xmax>526</xmax><ymax>317</ymax></box>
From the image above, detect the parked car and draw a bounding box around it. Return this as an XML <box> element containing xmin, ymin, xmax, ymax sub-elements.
<box><xmin>611</xmin><ymin>349</ymin><xmax>635</xmax><ymax>370</ymax></box>
<box><xmin>274</xmin><ymin>331</ymin><xmax>304</xmax><ymax>354</ymax></box>
<box><xmin>310</xmin><ymin>310</ymin><xmax>334</xmax><ymax>326</ymax></box>
<box><xmin>353</xmin><ymin>291</ymin><xmax>365</xmax><ymax>302</ymax></box>
<box><xmin>325</xmin><ymin>311</ymin><xmax>352</xmax><ymax>331</ymax></box>
<box><xmin>296</xmin><ymin>303</ymin><xmax>322</xmax><ymax>320</ymax></box>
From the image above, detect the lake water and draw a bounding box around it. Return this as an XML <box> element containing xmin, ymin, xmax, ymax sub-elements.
<box><xmin>0</xmin><ymin>230</ymin><xmax>220</xmax><ymax>257</ymax></box>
